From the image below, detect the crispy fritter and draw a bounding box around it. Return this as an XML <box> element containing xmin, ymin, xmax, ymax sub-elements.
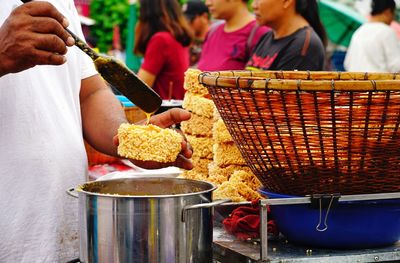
<box><xmin>229</xmin><ymin>170</ymin><xmax>262</xmax><ymax>191</ymax></box>
<box><xmin>213</xmin><ymin>181</ymin><xmax>247</xmax><ymax>202</ymax></box>
<box><xmin>213</xmin><ymin>142</ymin><xmax>246</xmax><ymax>166</ymax></box>
<box><xmin>182</xmin><ymin>92</ymin><xmax>214</xmax><ymax>118</ymax></box>
<box><xmin>181</xmin><ymin>113</ymin><xmax>213</xmax><ymax>137</ymax></box>
<box><xmin>181</xmin><ymin>169</ymin><xmax>208</xmax><ymax>181</ymax></box>
<box><xmin>213</xmin><ymin>106</ymin><xmax>221</xmax><ymax>122</ymax></box>
<box><xmin>213</xmin><ymin>118</ymin><xmax>233</xmax><ymax>144</ymax></box>
<box><xmin>207</xmin><ymin>162</ymin><xmax>252</xmax><ymax>185</ymax></box>
<box><xmin>191</xmin><ymin>156</ymin><xmax>212</xmax><ymax>175</ymax></box>
<box><xmin>184</xmin><ymin>69</ymin><xmax>209</xmax><ymax>96</ymax></box>
<box><xmin>187</xmin><ymin>135</ymin><xmax>213</xmax><ymax>159</ymax></box>
<box><xmin>213</xmin><ymin>181</ymin><xmax>262</xmax><ymax>202</ymax></box>
<box><xmin>118</xmin><ymin>123</ymin><xmax>182</xmax><ymax>162</ymax></box>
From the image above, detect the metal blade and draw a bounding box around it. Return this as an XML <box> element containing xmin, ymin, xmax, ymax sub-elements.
<box><xmin>94</xmin><ymin>56</ymin><xmax>162</xmax><ymax>113</ymax></box>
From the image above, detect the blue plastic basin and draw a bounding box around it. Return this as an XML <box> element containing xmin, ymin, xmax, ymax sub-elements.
<box><xmin>259</xmin><ymin>188</ymin><xmax>400</xmax><ymax>249</ymax></box>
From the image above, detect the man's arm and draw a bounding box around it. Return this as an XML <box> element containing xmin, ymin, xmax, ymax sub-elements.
<box><xmin>80</xmin><ymin>75</ymin><xmax>193</xmax><ymax>170</ymax></box>
<box><xmin>80</xmin><ymin>75</ymin><xmax>126</xmax><ymax>157</ymax></box>
<box><xmin>0</xmin><ymin>1</ymin><xmax>74</xmax><ymax>77</ymax></box>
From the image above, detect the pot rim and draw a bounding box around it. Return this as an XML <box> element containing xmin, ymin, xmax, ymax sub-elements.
<box><xmin>75</xmin><ymin>177</ymin><xmax>217</xmax><ymax>199</ymax></box>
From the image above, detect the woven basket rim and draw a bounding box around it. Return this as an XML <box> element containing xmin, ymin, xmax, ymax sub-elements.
<box><xmin>199</xmin><ymin>70</ymin><xmax>400</xmax><ymax>91</ymax></box>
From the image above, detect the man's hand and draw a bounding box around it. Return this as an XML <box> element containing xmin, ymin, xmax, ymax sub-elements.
<box><xmin>0</xmin><ymin>1</ymin><xmax>75</xmax><ymax>77</ymax></box>
<box><xmin>113</xmin><ymin>108</ymin><xmax>194</xmax><ymax>170</ymax></box>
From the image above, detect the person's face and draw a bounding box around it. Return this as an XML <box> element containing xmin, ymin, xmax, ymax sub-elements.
<box><xmin>205</xmin><ymin>0</ymin><xmax>239</xmax><ymax>20</ymax></box>
<box><xmin>191</xmin><ymin>13</ymin><xmax>210</xmax><ymax>34</ymax></box>
<box><xmin>252</xmin><ymin>0</ymin><xmax>287</xmax><ymax>27</ymax></box>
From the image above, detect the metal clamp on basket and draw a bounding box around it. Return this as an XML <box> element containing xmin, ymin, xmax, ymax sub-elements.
<box><xmin>309</xmin><ymin>193</ymin><xmax>341</xmax><ymax>232</ymax></box>
<box><xmin>310</xmin><ymin>193</ymin><xmax>341</xmax><ymax>209</ymax></box>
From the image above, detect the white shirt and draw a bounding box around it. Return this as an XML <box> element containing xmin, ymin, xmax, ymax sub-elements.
<box><xmin>344</xmin><ymin>22</ymin><xmax>400</xmax><ymax>72</ymax></box>
<box><xmin>0</xmin><ymin>0</ymin><xmax>97</xmax><ymax>262</ymax></box>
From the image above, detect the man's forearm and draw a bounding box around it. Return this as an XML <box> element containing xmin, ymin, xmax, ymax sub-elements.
<box><xmin>80</xmin><ymin>76</ymin><xmax>128</xmax><ymax>156</ymax></box>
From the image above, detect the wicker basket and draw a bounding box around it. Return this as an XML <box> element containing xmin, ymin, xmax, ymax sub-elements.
<box><xmin>199</xmin><ymin>70</ymin><xmax>400</xmax><ymax>196</ymax></box>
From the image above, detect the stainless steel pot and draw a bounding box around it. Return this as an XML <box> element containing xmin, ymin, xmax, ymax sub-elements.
<box><xmin>67</xmin><ymin>177</ymin><xmax>226</xmax><ymax>263</ymax></box>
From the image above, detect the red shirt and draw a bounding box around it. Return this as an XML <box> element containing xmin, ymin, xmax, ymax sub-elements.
<box><xmin>198</xmin><ymin>20</ymin><xmax>269</xmax><ymax>71</ymax></box>
<box><xmin>141</xmin><ymin>32</ymin><xmax>189</xmax><ymax>100</ymax></box>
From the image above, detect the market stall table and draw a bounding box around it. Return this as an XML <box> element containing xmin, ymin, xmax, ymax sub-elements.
<box><xmin>213</xmin><ymin>228</ymin><xmax>400</xmax><ymax>263</ymax></box>
<box><xmin>213</xmin><ymin>193</ymin><xmax>400</xmax><ymax>263</ymax></box>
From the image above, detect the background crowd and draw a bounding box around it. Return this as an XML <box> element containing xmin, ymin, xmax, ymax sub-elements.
<box><xmin>89</xmin><ymin>0</ymin><xmax>399</xmax><ymax>101</ymax></box>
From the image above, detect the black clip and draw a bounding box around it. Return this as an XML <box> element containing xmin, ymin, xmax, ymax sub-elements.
<box><xmin>310</xmin><ymin>193</ymin><xmax>340</xmax><ymax>209</ymax></box>
<box><xmin>310</xmin><ymin>193</ymin><xmax>341</xmax><ymax>232</ymax></box>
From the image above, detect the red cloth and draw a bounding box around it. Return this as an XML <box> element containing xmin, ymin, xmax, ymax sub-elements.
<box><xmin>141</xmin><ymin>32</ymin><xmax>189</xmax><ymax>100</ymax></box>
<box><xmin>223</xmin><ymin>200</ymin><xmax>278</xmax><ymax>240</ymax></box>
<box><xmin>88</xmin><ymin>161</ymin><xmax>136</xmax><ymax>181</ymax></box>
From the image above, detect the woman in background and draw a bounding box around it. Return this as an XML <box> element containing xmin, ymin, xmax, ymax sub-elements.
<box><xmin>135</xmin><ymin>0</ymin><xmax>193</xmax><ymax>100</ymax></box>
<box><xmin>246</xmin><ymin>0</ymin><xmax>327</xmax><ymax>71</ymax></box>
<box><xmin>197</xmin><ymin>0</ymin><xmax>269</xmax><ymax>71</ymax></box>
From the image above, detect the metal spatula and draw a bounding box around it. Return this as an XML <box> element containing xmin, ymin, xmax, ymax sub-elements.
<box><xmin>20</xmin><ymin>0</ymin><xmax>161</xmax><ymax>113</ymax></box>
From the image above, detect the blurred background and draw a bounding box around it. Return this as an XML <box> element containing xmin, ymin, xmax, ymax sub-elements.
<box><xmin>73</xmin><ymin>0</ymin><xmax>400</xmax><ymax>73</ymax></box>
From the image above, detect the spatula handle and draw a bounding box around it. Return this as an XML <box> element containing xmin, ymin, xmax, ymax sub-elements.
<box><xmin>65</xmin><ymin>28</ymin><xmax>99</xmax><ymax>60</ymax></box>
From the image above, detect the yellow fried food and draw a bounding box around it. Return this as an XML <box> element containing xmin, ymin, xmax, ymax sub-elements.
<box><xmin>182</xmin><ymin>92</ymin><xmax>214</xmax><ymax>118</ymax></box>
<box><xmin>213</xmin><ymin>142</ymin><xmax>246</xmax><ymax>167</ymax></box>
<box><xmin>229</xmin><ymin>170</ymin><xmax>262</xmax><ymax>191</ymax></box>
<box><xmin>181</xmin><ymin>113</ymin><xmax>213</xmax><ymax>137</ymax></box>
<box><xmin>213</xmin><ymin>118</ymin><xmax>233</xmax><ymax>144</ymax></box>
<box><xmin>192</xmin><ymin>157</ymin><xmax>212</xmax><ymax>175</ymax></box>
<box><xmin>118</xmin><ymin>123</ymin><xmax>182</xmax><ymax>162</ymax></box>
<box><xmin>213</xmin><ymin>180</ymin><xmax>262</xmax><ymax>202</ymax></box>
<box><xmin>184</xmin><ymin>69</ymin><xmax>209</xmax><ymax>96</ymax></box>
<box><xmin>181</xmin><ymin>169</ymin><xmax>208</xmax><ymax>181</ymax></box>
<box><xmin>213</xmin><ymin>181</ymin><xmax>247</xmax><ymax>202</ymax></box>
<box><xmin>187</xmin><ymin>135</ymin><xmax>213</xmax><ymax>159</ymax></box>
<box><xmin>208</xmin><ymin>162</ymin><xmax>253</xmax><ymax>185</ymax></box>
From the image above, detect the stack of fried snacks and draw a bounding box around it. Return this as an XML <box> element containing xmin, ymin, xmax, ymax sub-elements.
<box><xmin>209</xmin><ymin>117</ymin><xmax>262</xmax><ymax>201</ymax></box>
<box><xmin>209</xmin><ymin>118</ymin><xmax>246</xmax><ymax>183</ymax></box>
<box><xmin>181</xmin><ymin>69</ymin><xmax>214</xmax><ymax>180</ymax></box>
<box><xmin>213</xmin><ymin>170</ymin><xmax>263</xmax><ymax>202</ymax></box>
<box><xmin>180</xmin><ymin>69</ymin><xmax>262</xmax><ymax>202</ymax></box>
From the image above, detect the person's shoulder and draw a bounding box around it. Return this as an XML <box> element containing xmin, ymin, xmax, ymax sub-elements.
<box><xmin>306</xmin><ymin>28</ymin><xmax>324</xmax><ymax>49</ymax></box>
<box><xmin>290</xmin><ymin>27</ymin><xmax>324</xmax><ymax>53</ymax></box>
<box><xmin>208</xmin><ymin>21</ymin><xmax>225</xmax><ymax>34</ymax></box>
<box><xmin>308</xmin><ymin>31</ymin><xmax>325</xmax><ymax>52</ymax></box>
<box><xmin>292</xmin><ymin>27</ymin><xmax>319</xmax><ymax>42</ymax></box>
<box><xmin>203</xmin><ymin>20</ymin><xmax>225</xmax><ymax>42</ymax></box>
<box><xmin>149</xmin><ymin>32</ymin><xmax>175</xmax><ymax>43</ymax></box>
<box><xmin>258</xmin><ymin>30</ymin><xmax>273</xmax><ymax>42</ymax></box>
<box><xmin>287</xmin><ymin>27</ymin><xmax>311</xmax><ymax>43</ymax></box>
<box><xmin>363</xmin><ymin>23</ymin><xmax>398</xmax><ymax>40</ymax></box>
<box><xmin>360</xmin><ymin>22</ymin><xmax>392</xmax><ymax>33</ymax></box>
<box><xmin>308</xmin><ymin>28</ymin><xmax>324</xmax><ymax>43</ymax></box>
<box><xmin>256</xmin><ymin>25</ymin><xmax>270</xmax><ymax>35</ymax></box>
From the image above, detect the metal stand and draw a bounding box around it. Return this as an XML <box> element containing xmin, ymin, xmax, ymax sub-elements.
<box><xmin>259</xmin><ymin>192</ymin><xmax>400</xmax><ymax>261</ymax></box>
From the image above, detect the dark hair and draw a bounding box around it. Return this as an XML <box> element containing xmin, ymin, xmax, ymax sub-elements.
<box><xmin>183</xmin><ymin>0</ymin><xmax>209</xmax><ymax>22</ymax></box>
<box><xmin>371</xmin><ymin>0</ymin><xmax>396</xmax><ymax>16</ymax></box>
<box><xmin>134</xmin><ymin>0</ymin><xmax>194</xmax><ymax>55</ymax></box>
<box><xmin>296</xmin><ymin>0</ymin><xmax>328</xmax><ymax>48</ymax></box>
